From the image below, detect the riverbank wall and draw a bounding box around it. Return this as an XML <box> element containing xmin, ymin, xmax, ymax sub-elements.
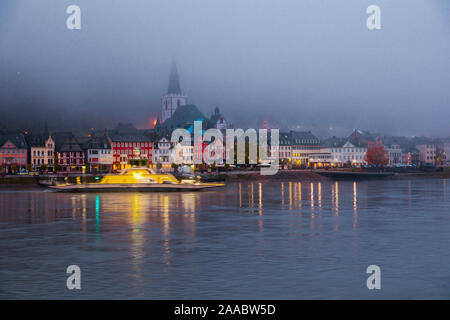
<box><xmin>1</xmin><ymin>170</ymin><xmax>450</xmax><ymax>186</ymax></box>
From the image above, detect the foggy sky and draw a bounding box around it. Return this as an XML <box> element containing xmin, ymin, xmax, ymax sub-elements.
<box><xmin>0</xmin><ymin>0</ymin><xmax>449</xmax><ymax>137</ymax></box>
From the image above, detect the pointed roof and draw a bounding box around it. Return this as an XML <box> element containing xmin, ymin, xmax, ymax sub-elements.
<box><xmin>348</xmin><ymin>129</ymin><xmax>376</xmax><ymax>147</ymax></box>
<box><xmin>167</xmin><ymin>60</ymin><xmax>182</xmax><ymax>94</ymax></box>
<box><xmin>208</xmin><ymin>106</ymin><xmax>223</xmax><ymax>128</ymax></box>
<box><xmin>51</xmin><ymin>132</ymin><xmax>83</xmax><ymax>152</ymax></box>
<box><xmin>25</xmin><ymin>124</ymin><xmax>52</xmax><ymax>148</ymax></box>
<box><xmin>26</xmin><ymin>134</ymin><xmax>49</xmax><ymax>148</ymax></box>
<box><xmin>0</xmin><ymin>132</ymin><xmax>28</xmax><ymax>149</ymax></box>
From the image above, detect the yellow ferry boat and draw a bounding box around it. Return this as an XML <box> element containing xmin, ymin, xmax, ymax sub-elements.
<box><xmin>48</xmin><ymin>167</ymin><xmax>225</xmax><ymax>192</ymax></box>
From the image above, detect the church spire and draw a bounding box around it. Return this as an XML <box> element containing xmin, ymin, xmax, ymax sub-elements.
<box><xmin>161</xmin><ymin>60</ymin><xmax>187</xmax><ymax>123</ymax></box>
<box><xmin>167</xmin><ymin>60</ymin><xmax>181</xmax><ymax>94</ymax></box>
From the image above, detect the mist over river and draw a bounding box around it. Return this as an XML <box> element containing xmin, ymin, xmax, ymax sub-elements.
<box><xmin>0</xmin><ymin>179</ymin><xmax>449</xmax><ymax>299</ymax></box>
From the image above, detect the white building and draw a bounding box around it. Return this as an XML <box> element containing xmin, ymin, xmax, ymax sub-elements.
<box><xmin>444</xmin><ymin>143</ymin><xmax>450</xmax><ymax>166</ymax></box>
<box><xmin>172</xmin><ymin>141</ymin><xmax>194</xmax><ymax>165</ymax></box>
<box><xmin>290</xmin><ymin>131</ymin><xmax>321</xmax><ymax>166</ymax></box>
<box><xmin>154</xmin><ymin>137</ymin><xmax>173</xmax><ymax>167</ymax></box>
<box><xmin>416</xmin><ymin>144</ymin><xmax>436</xmax><ymax>166</ymax></box>
<box><xmin>278</xmin><ymin>132</ymin><xmax>292</xmax><ymax>161</ymax></box>
<box><xmin>161</xmin><ymin>61</ymin><xmax>187</xmax><ymax>123</ymax></box>
<box><xmin>267</xmin><ymin>132</ymin><xmax>291</xmax><ymax>168</ymax></box>
<box><xmin>386</xmin><ymin>144</ymin><xmax>403</xmax><ymax>166</ymax></box>
<box><xmin>329</xmin><ymin>141</ymin><xmax>367</xmax><ymax>167</ymax></box>
<box><xmin>86</xmin><ymin>136</ymin><xmax>113</xmax><ymax>172</ymax></box>
<box><xmin>308</xmin><ymin>152</ymin><xmax>333</xmax><ymax>167</ymax></box>
<box><xmin>27</xmin><ymin>133</ymin><xmax>55</xmax><ymax>171</ymax></box>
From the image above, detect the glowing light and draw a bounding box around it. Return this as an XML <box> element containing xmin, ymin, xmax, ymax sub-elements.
<box><xmin>95</xmin><ymin>195</ymin><xmax>100</xmax><ymax>233</ymax></box>
<box><xmin>318</xmin><ymin>182</ymin><xmax>322</xmax><ymax>208</ymax></box>
<box><xmin>289</xmin><ymin>182</ymin><xmax>292</xmax><ymax>209</ymax></box>
<box><xmin>258</xmin><ymin>182</ymin><xmax>263</xmax><ymax>215</ymax></box>
<box><xmin>335</xmin><ymin>181</ymin><xmax>339</xmax><ymax>216</ymax></box>
<box><xmin>133</xmin><ymin>172</ymin><xmax>142</xmax><ymax>179</ymax></box>
<box><xmin>298</xmin><ymin>182</ymin><xmax>302</xmax><ymax>208</ymax></box>
<box><xmin>251</xmin><ymin>183</ymin><xmax>254</xmax><ymax>208</ymax></box>
<box><xmin>81</xmin><ymin>194</ymin><xmax>87</xmax><ymax>235</ymax></box>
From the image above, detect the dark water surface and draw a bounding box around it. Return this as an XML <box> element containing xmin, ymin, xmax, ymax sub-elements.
<box><xmin>0</xmin><ymin>179</ymin><xmax>449</xmax><ymax>299</ymax></box>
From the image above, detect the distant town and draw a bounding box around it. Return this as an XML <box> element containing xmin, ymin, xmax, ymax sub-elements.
<box><xmin>1</xmin><ymin>62</ymin><xmax>449</xmax><ymax>175</ymax></box>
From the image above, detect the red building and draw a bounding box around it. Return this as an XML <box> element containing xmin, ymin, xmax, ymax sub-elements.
<box><xmin>53</xmin><ymin>132</ymin><xmax>86</xmax><ymax>173</ymax></box>
<box><xmin>108</xmin><ymin>133</ymin><xmax>153</xmax><ymax>170</ymax></box>
<box><xmin>0</xmin><ymin>133</ymin><xmax>28</xmax><ymax>173</ymax></box>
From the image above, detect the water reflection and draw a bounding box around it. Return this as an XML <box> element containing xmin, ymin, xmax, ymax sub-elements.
<box><xmin>0</xmin><ymin>179</ymin><xmax>449</xmax><ymax>299</ymax></box>
<box><xmin>95</xmin><ymin>195</ymin><xmax>100</xmax><ymax>233</ymax></box>
<box><xmin>353</xmin><ymin>181</ymin><xmax>358</xmax><ymax>230</ymax></box>
<box><xmin>298</xmin><ymin>182</ymin><xmax>302</xmax><ymax>208</ymax></box>
<box><xmin>289</xmin><ymin>182</ymin><xmax>293</xmax><ymax>210</ymax></box>
<box><xmin>0</xmin><ymin>178</ymin><xmax>445</xmax><ymax>234</ymax></box>
<box><xmin>0</xmin><ymin>181</ymin><xmax>369</xmax><ymax>232</ymax></box>
<box><xmin>334</xmin><ymin>181</ymin><xmax>339</xmax><ymax>216</ymax></box>
<box><xmin>81</xmin><ymin>194</ymin><xmax>87</xmax><ymax>245</ymax></box>
<box><xmin>408</xmin><ymin>180</ymin><xmax>412</xmax><ymax>209</ymax></box>
<box><xmin>181</xmin><ymin>193</ymin><xmax>196</xmax><ymax>237</ymax></box>
<box><xmin>310</xmin><ymin>183</ymin><xmax>315</xmax><ymax>231</ymax></box>
<box><xmin>258</xmin><ymin>182</ymin><xmax>263</xmax><ymax>216</ymax></box>
<box><xmin>130</xmin><ymin>194</ymin><xmax>145</xmax><ymax>289</ymax></box>
<box><xmin>318</xmin><ymin>182</ymin><xmax>322</xmax><ymax>209</ymax></box>
<box><xmin>162</xmin><ymin>195</ymin><xmax>170</xmax><ymax>236</ymax></box>
<box><xmin>443</xmin><ymin>179</ymin><xmax>447</xmax><ymax>202</ymax></box>
<box><xmin>248</xmin><ymin>183</ymin><xmax>254</xmax><ymax>211</ymax></box>
<box><xmin>239</xmin><ymin>183</ymin><xmax>242</xmax><ymax>208</ymax></box>
<box><xmin>258</xmin><ymin>183</ymin><xmax>263</xmax><ymax>232</ymax></box>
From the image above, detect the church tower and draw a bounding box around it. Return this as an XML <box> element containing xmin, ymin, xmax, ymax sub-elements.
<box><xmin>161</xmin><ymin>61</ymin><xmax>187</xmax><ymax>123</ymax></box>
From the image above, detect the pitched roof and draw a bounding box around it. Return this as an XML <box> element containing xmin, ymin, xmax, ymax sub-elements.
<box><xmin>321</xmin><ymin>136</ymin><xmax>348</xmax><ymax>148</ymax></box>
<box><xmin>208</xmin><ymin>107</ymin><xmax>224</xmax><ymax>128</ymax></box>
<box><xmin>290</xmin><ymin>131</ymin><xmax>320</xmax><ymax>145</ymax></box>
<box><xmin>60</xmin><ymin>142</ymin><xmax>83</xmax><ymax>152</ymax></box>
<box><xmin>25</xmin><ymin>133</ymin><xmax>51</xmax><ymax>148</ymax></box>
<box><xmin>279</xmin><ymin>132</ymin><xmax>291</xmax><ymax>146</ymax></box>
<box><xmin>52</xmin><ymin>132</ymin><xmax>83</xmax><ymax>152</ymax></box>
<box><xmin>267</xmin><ymin>131</ymin><xmax>291</xmax><ymax>146</ymax></box>
<box><xmin>108</xmin><ymin>133</ymin><xmax>152</xmax><ymax>142</ymax></box>
<box><xmin>87</xmin><ymin>136</ymin><xmax>111</xmax><ymax>149</ymax></box>
<box><xmin>0</xmin><ymin>132</ymin><xmax>28</xmax><ymax>149</ymax></box>
<box><xmin>52</xmin><ymin>132</ymin><xmax>73</xmax><ymax>147</ymax></box>
<box><xmin>348</xmin><ymin>129</ymin><xmax>376</xmax><ymax>147</ymax></box>
<box><xmin>382</xmin><ymin>136</ymin><xmax>412</xmax><ymax>149</ymax></box>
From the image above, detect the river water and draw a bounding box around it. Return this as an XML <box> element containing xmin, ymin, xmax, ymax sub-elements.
<box><xmin>0</xmin><ymin>179</ymin><xmax>449</xmax><ymax>299</ymax></box>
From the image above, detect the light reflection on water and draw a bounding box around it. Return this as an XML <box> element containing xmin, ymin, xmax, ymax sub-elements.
<box><xmin>0</xmin><ymin>179</ymin><xmax>449</xmax><ymax>299</ymax></box>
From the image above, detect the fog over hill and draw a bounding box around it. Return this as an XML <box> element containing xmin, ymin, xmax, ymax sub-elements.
<box><xmin>0</xmin><ymin>0</ymin><xmax>449</xmax><ymax>137</ymax></box>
